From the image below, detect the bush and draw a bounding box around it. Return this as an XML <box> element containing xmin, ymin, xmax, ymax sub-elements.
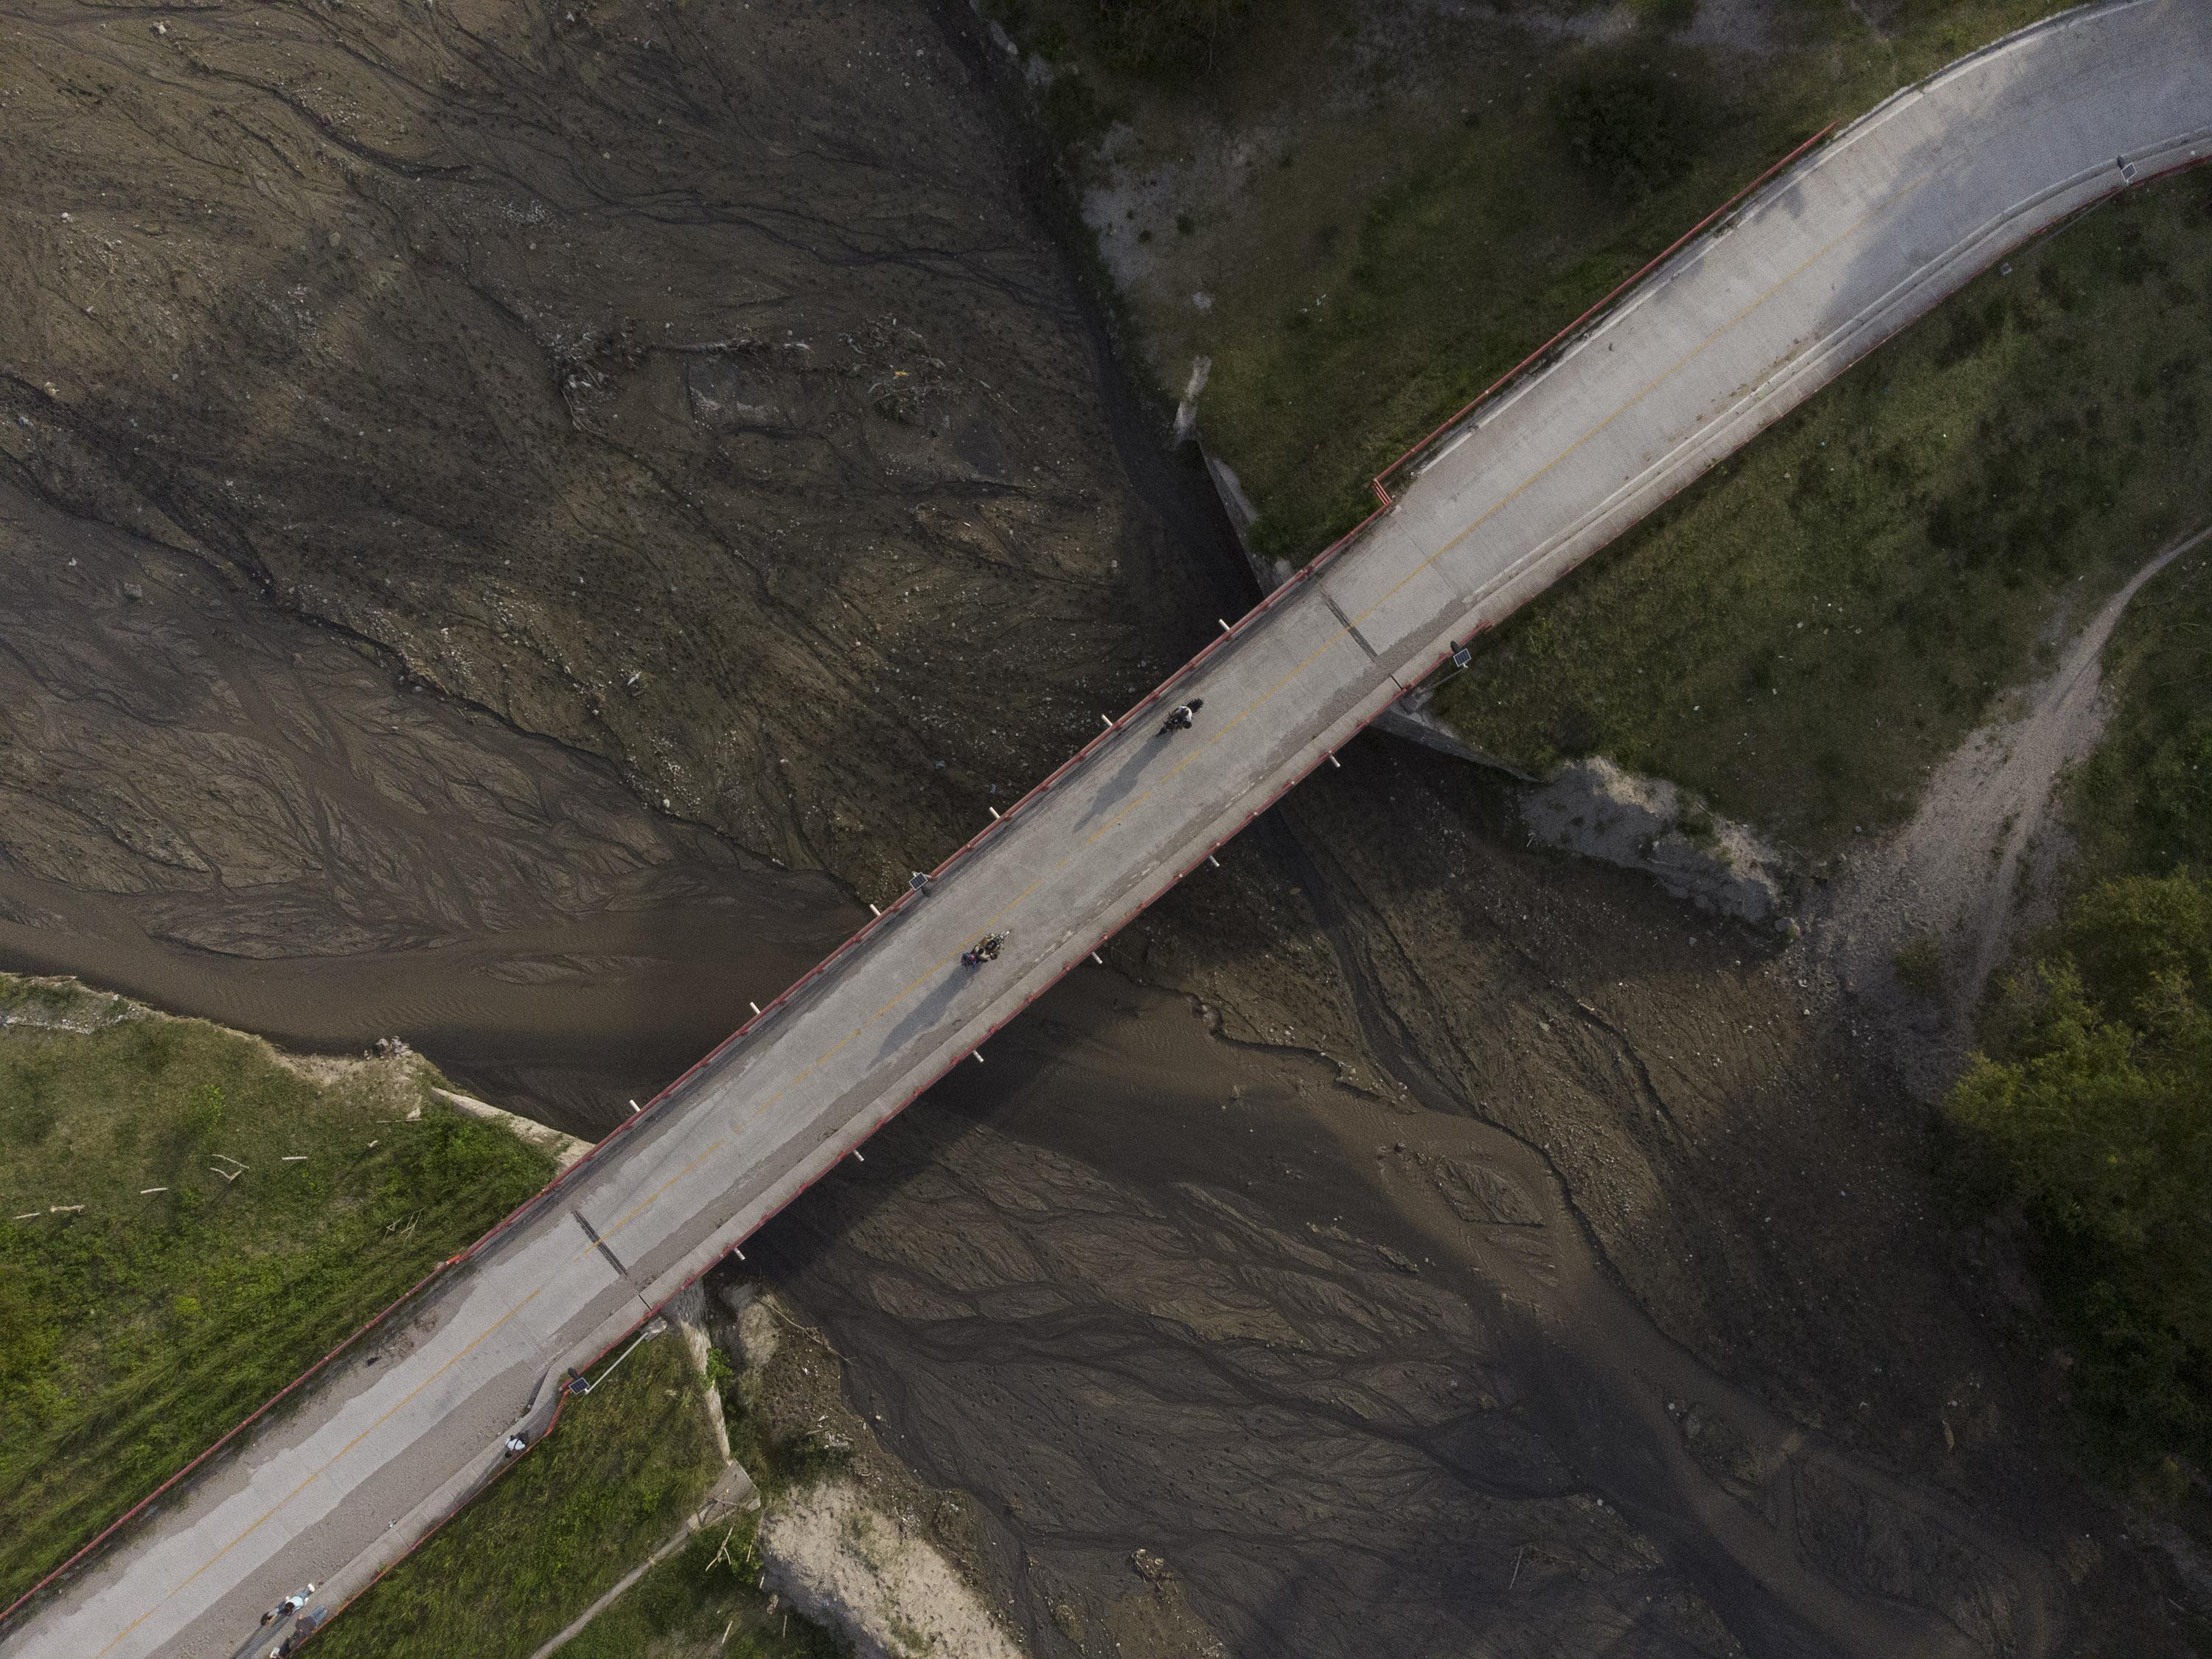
<box><xmin>1946</xmin><ymin>872</ymin><xmax>2212</xmax><ymax>1472</ymax></box>
<box><xmin>1093</xmin><ymin>0</ymin><xmax>1251</xmax><ymax>78</ymax></box>
<box><xmin>1893</xmin><ymin>934</ymin><xmax>1946</xmax><ymax>999</ymax></box>
<box><xmin>1547</xmin><ymin>54</ymin><xmax>1708</xmax><ymax>199</ymax></box>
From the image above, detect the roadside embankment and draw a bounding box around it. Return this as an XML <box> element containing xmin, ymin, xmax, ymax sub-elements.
<box><xmin>0</xmin><ymin>979</ymin><xmax>551</xmax><ymax>1612</ymax></box>
<box><xmin>1438</xmin><ymin>169</ymin><xmax>2212</xmax><ymax>852</ymax></box>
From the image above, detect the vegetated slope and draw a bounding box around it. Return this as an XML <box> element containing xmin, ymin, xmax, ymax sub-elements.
<box><xmin>1438</xmin><ymin>171</ymin><xmax>2212</xmax><ymax>847</ymax></box>
<box><xmin>307</xmin><ymin>1332</ymin><xmax>791</xmax><ymax>1659</ymax></box>
<box><xmin>991</xmin><ymin>0</ymin><xmax>2212</xmax><ymax>850</ymax></box>
<box><xmin>0</xmin><ymin>978</ymin><xmax>550</xmax><ymax>1609</ymax></box>
<box><xmin>1942</xmin><ymin>540</ymin><xmax>2212</xmax><ymax>1528</ymax></box>
<box><xmin>2065</xmin><ymin>540</ymin><xmax>2212</xmax><ymax>891</ymax></box>
<box><xmin>990</xmin><ymin>0</ymin><xmax>2065</xmax><ymax>554</ymax></box>
<box><xmin>1947</xmin><ymin>874</ymin><xmax>2211</xmax><ymax>1502</ymax></box>
<box><xmin>0</xmin><ymin>0</ymin><xmax>1227</xmax><ymax>902</ymax></box>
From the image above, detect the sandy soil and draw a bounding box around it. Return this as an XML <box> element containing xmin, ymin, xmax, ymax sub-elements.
<box><xmin>762</xmin><ymin>1480</ymin><xmax>1028</xmax><ymax>1659</ymax></box>
<box><xmin>709</xmin><ymin>1281</ymin><xmax>1037</xmax><ymax>1658</ymax></box>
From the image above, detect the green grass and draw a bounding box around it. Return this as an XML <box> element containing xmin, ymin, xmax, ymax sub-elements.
<box><xmin>313</xmin><ymin>1332</ymin><xmax>728</xmax><ymax>1658</ymax></box>
<box><xmin>1434</xmin><ymin>171</ymin><xmax>2212</xmax><ymax>845</ymax></box>
<box><xmin>0</xmin><ymin>980</ymin><xmax>552</xmax><ymax>1608</ymax></box>
<box><xmin>999</xmin><ymin>0</ymin><xmax>2073</xmax><ymax>554</ymax></box>
<box><xmin>316</xmin><ymin>1327</ymin><xmax>846</xmax><ymax>1659</ymax></box>
<box><xmin>2067</xmin><ymin>536</ymin><xmax>2212</xmax><ymax>885</ymax></box>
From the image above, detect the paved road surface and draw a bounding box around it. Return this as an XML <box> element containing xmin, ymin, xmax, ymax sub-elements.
<box><xmin>6</xmin><ymin>5</ymin><xmax>2209</xmax><ymax>1656</ymax></box>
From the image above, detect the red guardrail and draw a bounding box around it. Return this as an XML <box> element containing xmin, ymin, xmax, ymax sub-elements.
<box><xmin>1366</xmin><ymin>120</ymin><xmax>1837</xmax><ymax>509</ymax></box>
<box><xmin>280</xmin><ymin>132</ymin><xmax>2212</xmax><ymax>1659</ymax></box>
<box><xmin>35</xmin><ymin>100</ymin><xmax>2119</xmax><ymax>1643</ymax></box>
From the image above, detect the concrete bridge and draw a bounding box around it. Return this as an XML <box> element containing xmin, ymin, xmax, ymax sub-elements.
<box><xmin>7</xmin><ymin>4</ymin><xmax>2209</xmax><ymax>1655</ymax></box>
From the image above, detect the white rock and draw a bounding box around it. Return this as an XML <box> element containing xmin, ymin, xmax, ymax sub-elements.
<box><xmin>1520</xmin><ymin>757</ymin><xmax>1787</xmax><ymax>925</ymax></box>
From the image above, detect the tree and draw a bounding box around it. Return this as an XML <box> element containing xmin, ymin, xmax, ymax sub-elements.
<box><xmin>1947</xmin><ymin>873</ymin><xmax>2212</xmax><ymax>1468</ymax></box>
<box><xmin>1548</xmin><ymin>55</ymin><xmax>1707</xmax><ymax>199</ymax></box>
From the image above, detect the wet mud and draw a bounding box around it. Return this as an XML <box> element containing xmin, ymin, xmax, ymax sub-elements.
<box><xmin>0</xmin><ymin>479</ymin><xmax>854</xmax><ymax>1131</ymax></box>
<box><xmin>3</xmin><ymin>457</ymin><xmax>2134</xmax><ymax>1652</ymax></box>
<box><xmin>0</xmin><ymin>0</ymin><xmax>1235</xmax><ymax>902</ymax></box>
<box><xmin>757</xmin><ymin>860</ymin><xmax>2098</xmax><ymax>1658</ymax></box>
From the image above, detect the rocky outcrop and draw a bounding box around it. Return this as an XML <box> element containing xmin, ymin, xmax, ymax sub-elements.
<box><xmin>761</xmin><ymin>1481</ymin><xmax>1026</xmax><ymax>1659</ymax></box>
<box><xmin>1520</xmin><ymin>757</ymin><xmax>1789</xmax><ymax>925</ymax></box>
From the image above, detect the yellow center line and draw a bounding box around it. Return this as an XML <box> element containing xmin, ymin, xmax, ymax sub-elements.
<box><xmin>1336</xmin><ymin>167</ymin><xmax>1939</xmax><ymax>633</ymax></box>
<box><xmin>99</xmin><ymin>1231</ymin><xmax>611</xmax><ymax>1655</ymax></box>
<box><xmin>601</xmin><ymin>1133</ymin><xmax>733</xmax><ymax>1241</ymax></box>
<box><xmin>1079</xmin><ymin>162</ymin><xmax>1942</xmax><ymax>831</ymax></box>
<box><xmin>96</xmin><ymin>136</ymin><xmax>1933</xmax><ymax>1659</ymax></box>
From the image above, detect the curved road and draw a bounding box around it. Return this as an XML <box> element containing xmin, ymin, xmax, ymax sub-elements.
<box><xmin>7</xmin><ymin>4</ymin><xmax>2210</xmax><ymax>1656</ymax></box>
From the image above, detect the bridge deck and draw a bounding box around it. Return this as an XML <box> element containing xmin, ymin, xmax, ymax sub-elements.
<box><xmin>8</xmin><ymin>4</ymin><xmax>2209</xmax><ymax>1655</ymax></box>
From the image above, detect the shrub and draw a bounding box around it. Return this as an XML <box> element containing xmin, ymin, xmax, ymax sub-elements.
<box><xmin>1093</xmin><ymin>0</ymin><xmax>1251</xmax><ymax>79</ymax></box>
<box><xmin>1547</xmin><ymin>53</ymin><xmax>1708</xmax><ymax>200</ymax></box>
<box><xmin>1946</xmin><ymin>872</ymin><xmax>2212</xmax><ymax>1472</ymax></box>
<box><xmin>1893</xmin><ymin>934</ymin><xmax>1946</xmax><ymax>998</ymax></box>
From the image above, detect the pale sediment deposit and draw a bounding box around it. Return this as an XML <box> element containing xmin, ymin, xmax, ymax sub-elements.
<box><xmin>1812</xmin><ymin>526</ymin><xmax>2212</xmax><ymax>1095</ymax></box>
<box><xmin>761</xmin><ymin>1481</ymin><xmax>1026</xmax><ymax>1659</ymax></box>
<box><xmin>1520</xmin><ymin>757</ymin><xmax>1789</xmax><ymax>926</ymax></box>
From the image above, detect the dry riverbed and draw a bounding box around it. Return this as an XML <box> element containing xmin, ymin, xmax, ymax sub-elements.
<box><xmin>1</xmin><ymin>1</ymin><xmax>2202</xmax><ymax>1654</ymax></box>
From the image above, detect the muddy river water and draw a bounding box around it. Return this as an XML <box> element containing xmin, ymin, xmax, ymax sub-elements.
<box><xmin>1</xmin><ymin>474</ymin><xmax>2079</xmax><ymax>1658</ymax></box>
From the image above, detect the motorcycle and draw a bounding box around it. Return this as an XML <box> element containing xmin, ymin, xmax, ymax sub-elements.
<box><xmin>1157</xmin><ymin>696</ymin><xmax>1205</xmax><ymax>736</ymax></box>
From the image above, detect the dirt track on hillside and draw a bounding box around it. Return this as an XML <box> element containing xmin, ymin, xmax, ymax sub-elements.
<box><xmin>1815</xmin><ymin>524</ymin><xmax>2212</xmax><ymax>1096</ymax></box>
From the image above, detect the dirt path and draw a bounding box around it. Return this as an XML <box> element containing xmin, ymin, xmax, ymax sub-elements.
<box><xmin>1815</xmin><ymin>523</ymin><xmax>2210</xmax><ymax>1093</ymax></box>
<box><xmin>524</xmin><ymin>1478</ymin><xmax>740</xmax><ymax>1659</ymax></box>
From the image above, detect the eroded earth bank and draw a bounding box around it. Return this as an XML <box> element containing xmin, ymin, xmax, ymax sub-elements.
<box><xmin>0</xmin><ymin>1</ymin><xmax>2194</xmax><ymax>1654</ymax></box>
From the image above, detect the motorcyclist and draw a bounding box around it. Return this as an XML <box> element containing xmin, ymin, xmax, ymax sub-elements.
<box><xmin>1158</xmin><ymin>697</ymin><xmax>1204</xmax><ymax>735</ymax></box>
<box><xmin>962</xmin><ymin>932</ymin><xmax>1006</xmax><ymax>967</ymax></box>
